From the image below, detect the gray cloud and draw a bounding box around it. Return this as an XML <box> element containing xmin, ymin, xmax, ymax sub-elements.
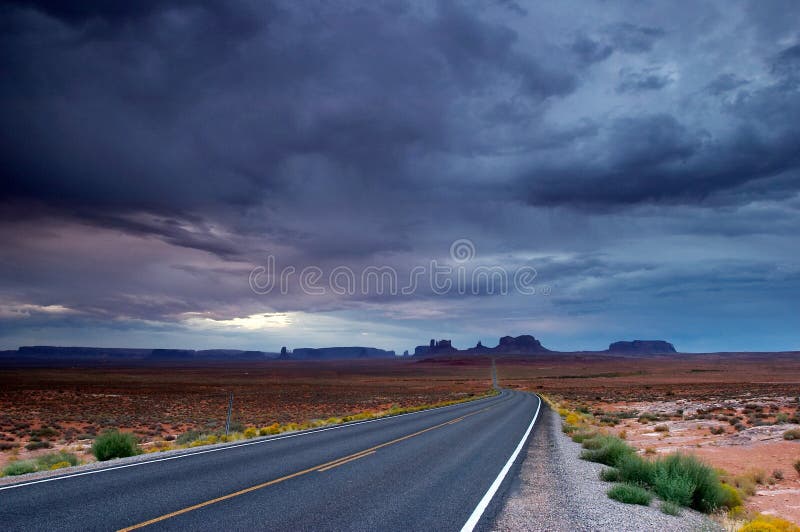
<box><xmin>1</xmin><ymin>0</ymin><xmax>799</xmax><ymax>352</ymax></box>
<box><xmin>616</xmin><ymin>66</ymin><xmax>673</xmax><ymax>93</ymax></box>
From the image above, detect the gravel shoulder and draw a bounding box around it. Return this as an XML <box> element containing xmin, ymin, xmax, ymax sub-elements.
<box><xmin>493</xmin><ymin>402</ymin><xmax>722</xmax><ymax>531</ymax></box>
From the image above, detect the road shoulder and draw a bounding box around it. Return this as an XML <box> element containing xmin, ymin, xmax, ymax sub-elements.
<box><xmin>492</xmin><ymin>402</ymin><xmax>721</xmax><ymax>531</ymax></box>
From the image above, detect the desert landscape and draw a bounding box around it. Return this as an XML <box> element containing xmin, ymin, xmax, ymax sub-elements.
<box><xmin>0</xmin><ymin>358</ymin><xmax>493</xmax><ymax>469</ymax></box>
<box><xmin>496</xmin><ymin>353</ymin><xmax>800</xmax><ymax>524</ymax></box>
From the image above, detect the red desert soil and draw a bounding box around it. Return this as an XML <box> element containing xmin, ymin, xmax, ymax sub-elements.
<box><xmin>0</xmin><ymin>359</ymin><xmax>492</xmax><ymax>468</ymax></box>
<box><xmin>495</xmin><ymin>353</ymin><xmax>800</xmax><ymax>524</ymax></box>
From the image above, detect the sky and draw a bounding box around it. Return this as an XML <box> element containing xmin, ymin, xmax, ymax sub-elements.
<box><xmin>1</xmin><ymin>0</ymin><xmax>799</xmax><ymax>354</ymax></box>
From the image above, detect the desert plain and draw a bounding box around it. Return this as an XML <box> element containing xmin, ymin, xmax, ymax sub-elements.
<box><xmin>2</xmin><ymin>352</ymin><xmax>799</xmax><ymax>522</ymax></box>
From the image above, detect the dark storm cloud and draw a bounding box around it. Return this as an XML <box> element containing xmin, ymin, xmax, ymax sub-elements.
<box><xmin>570</xmin><ymin>35</ymin><xmax>614</xmax><ymax>65</ymax></box>
<box><xmin>616</xmin><ymin>66</ymin><xmax>673</xmax><ymax>93</ymax></box>
<box><xmin>1</xmin><ymin>0</ymin><xmax>799</xmax><ymax>351</ymax></box>
<box><xmin>705</xmin><ymin>73</ymin><xmax>749</xmax><ymax>95</ymax></box>
<box><xmin>605</xmin><ymin>22</ymin><xmax>665</xmax><ymax>53</ymax></box>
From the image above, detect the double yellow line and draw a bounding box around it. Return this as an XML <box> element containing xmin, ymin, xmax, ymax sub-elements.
<box><xmin>119</xmin><ymin>402</ymin><xmax>497</xmax><ymax>531</ymax></box>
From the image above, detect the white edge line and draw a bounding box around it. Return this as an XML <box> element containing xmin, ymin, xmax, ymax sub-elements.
<box><xmin>460</xmin><ymin>393</ymin><xmax>541</xmax><ymax>532</ymax></box>
<box><xmin>0</xmin><ymin>390</ymin><xmax>505</xmax><ymax>492</ymax></box>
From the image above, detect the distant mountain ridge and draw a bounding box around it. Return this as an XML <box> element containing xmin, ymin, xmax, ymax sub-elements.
<box><xmin>1</xmin><ymin>336</ymin><xmax>682</xmax><ymax>364</ymax></box>
<box><xmin>4</xmin><ymin>346</ymin><xmax>280</xmax><ymax>362</ymax></box>
<box><xmin>282</xmin><ymin>346</ymin><xmax>396</xmax><ymax>360</ymax></box>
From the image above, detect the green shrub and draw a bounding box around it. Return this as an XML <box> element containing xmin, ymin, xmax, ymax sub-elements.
<box><xmin>3</xmin><ymin>460</ymin><xmax>38</xmax><ymax>476</ymax></box>
<box><xmin>176</xmin><ymin>430</ymin><xmax>202</xmax><ymax>445</ymax></box>
<box><xmin>580</xmin><ymin>436</ymin><xmax>635</xmax><ymax>466</ymax></box>
<box><xmin>660</xmin><ymin>500</ymin><xmax>682</xmax><ymax>516</ymax></box>
<box><xmin>652</xmin><ymin>453</ymin><xmax>726</xmax><ymax>512</ymax></box>
<box><xmin>35</xmin><ymin>451</ymin><xmax>79</xmax><ymax>469</ymax></box>
<box><xmin>570</xmin><ymin>431</ymin><xmax>596</xmax><ymax>443</ymax></box>
<box><xmin>607</xmin><ymin>483</ymin><xmax>653</xmax><ymax>505</ymax></box>
<box><xmin>653</xmin><ymin>468</ymin><xmax>696</xmax><ymax>506</ymax></box>
<box><xmin>92</xmin><ymin>430</ymin><xmax>140</xmax><ymax>461</ymax></box>
<box><xmin>617</xmin><ymin>453</ymin><xmax>656</xmax><ymax>485</ymax></box>
<box><xmin>599</xmin><ymin>468</ymin><xmax>621</xmax><ymax>482</ymax></box>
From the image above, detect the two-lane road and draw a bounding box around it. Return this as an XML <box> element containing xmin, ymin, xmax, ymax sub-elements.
<box><xmin>0</xmin><ymin>390</ymin><xmax>541</xmax><ymax>531</ymax></box>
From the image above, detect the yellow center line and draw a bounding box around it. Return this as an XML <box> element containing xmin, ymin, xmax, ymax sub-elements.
<box><xmin>118</xmin><ymin>401</ymin><xmax>498</xmax><ymax>531</ymax></box>
<box><xmin>317</xmin><ymin>450</ymin><xmax>376</xmax><ymax>472</ymax></box>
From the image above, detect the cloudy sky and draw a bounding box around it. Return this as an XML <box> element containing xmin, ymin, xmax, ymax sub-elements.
<box><xmin>1</xmin><ymin>0</ymin><xmax>799</xmax><ymax>353</ymax></box>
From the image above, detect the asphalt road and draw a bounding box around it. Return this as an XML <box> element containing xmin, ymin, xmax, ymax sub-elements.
<box><xmin>0</xmin><ymin>389</ymin><xmax>541</xmax><ymax>532</ymax></box>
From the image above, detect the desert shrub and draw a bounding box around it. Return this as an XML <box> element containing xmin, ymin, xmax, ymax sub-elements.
<box><xmin>243</xmin><ymin>427</ymin><xmax>258</xmax><ymax>439</ymax></box>
<box><xmin>3</xmin><ymin>460</ymin><xmax>38</xmax><ymax>476</ymax></box>
<box><xmin>719</xmin><ymin>483</ymin><xmax>743</xmax><ymax>509</ymax></box>
<box><xmin>259</xmin><ymin>423</ymin><xmax>281</xmax><ymax>436</ymax></box>
<box><xmin>561</xmin><ymin>423</ymin><xmax>579</xmax><ymax>434</ymax></box>
<box><xmin>653</xmin><ymin>468</ymin><xmax>696</xmax><ymax>506</ymax></box>
<box><xmin>710</xmin><ymin>426</ymin><xmax>726</xmax><ymax>435</ymax></box>
<box><xmin>0</xmin><ymin>442</ymin><xmax>17</xmax><ymax>451</ymax></box>
<box><xmin>49</xmin><ymin>461</ymin><xmax>71</xmax><ymax>470</ymax></box>
<box><xmin>92</xmin><ymin>430</ymin><xmax>140</xmax><ymax>461</ymax></box>
<box><xmin>654</xmin><ymin>424</ymin><xmax>669</xmax><ymax>433</ymax></box>
<box><xmin>31</xmin><ymin>427</ymin><xmax>59</xmax><ymax>438</ymax></box>
<box><xmin>617</xmin><ymin>453</ymin><xmax>655</xmax><ymax>485</ymax></box>
<box><xmin>739</xmin><ymin>514</ymin><xmax>800</xmax><ymax>532</ymax></box>
<box><xmin>783</xmin><ymin>429</ymin><xmax>800</xmax><ymax>440</ymax></box>
<box><xmin>599</xmin><ymin>468</ymin><xmax>621</xmax><ymax>482</ymax></box>
<box><xmin>660</xmin><ymin>500</ymin><xmax>681</xmax><ymax>516</ymax></box>
<box><xmin>773</xmin><ymin>469</ymin><xmax>784</xmax><ymax>481</ymax></box>
<box><xmin>776</xmin><ymin>413</ymin><xmax>789</xmax><ymax>423</ymax></box>
<box><xmin>580</xmin><ymin>436</ymin><xmax>635</xmax><ymax>466</ymax></box>
<box><xmin>730</xmin><ymin>474</ymin><xmax>758</xmax><ymax>496</ymax></box>
<box><xmin>794</xmin><ymin>460</ymin><xmax>800</xmax><ymax>476</ymax></box>
<box><xmin>176</xmin><ymin>430</ymin><xmax>202</xmax><ymax>445</ymax></box>
<box><xmin>607</xmin><ymin>483</ymin><xmax>653</xmax><ymax>505</ymax></box>
<box><xmin>570</xmin><ymin>431</ymin><xmax>596</xmax><ymax>444</ymax></box>
<box><xmin>36</xmin><ymin>451</ymin><xmax>79</xmax><ymax>469</ymax></box>
<box><xmin>25</xmin><ymin>440</ymin><xmax>52</xmax><ymax>451</ymax></box>
<box><xmin>747</xmin><ymin>469</ymin><xmax>767</xmax><ymax>485</ymax></box>
<box><xmin>653</xmin><ymin>453</ymin><xmax>726</xmax><ymax>512</ymax></box>
<box><xmin>564</xmin><ymin>412</ymin><xmax>581</xmax><ymax>425</ymax></box>
<box><xmin>734</xmin><ymin>422</ymin><xmax>746</xmax><ymax>431</ymax></box>
<box><xmin>228</xmin><ymin>421</ymin><xmax>245</xmax><ymax>433</ymax></box>
<box><xmin>638</xmin><ymin>413</ymin><xmax>659</xmax><ymax>423</ymax></box>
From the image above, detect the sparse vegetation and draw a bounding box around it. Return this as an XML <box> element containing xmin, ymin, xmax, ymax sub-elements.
<box><xmin>557</xmin><ymin>401</ymin><xmax>736</xmax><ymax>514</ymax></box>
<box><xmin>92</xmin><ymin>430</ymin><xmax>140</xmax><ymax>461</ymax></box>
<box><xmin>783</xmin><ymin>428</ymin><xmax>800</xmax><ymax>440</ymax></box>
<box><xmin>660</xmin><ymin>500</ymin><xmax>681</xmax><ymax>516</ymax></box>
<box><xmin>2</xmin><ymin>451</ymin><xmax>80</xmax><ymax>476</ymax></box>
<box><xmin>738</xmin><ymin>514</ymin><xmax>800</xmax><ymax>532</ymax></box>
<box><xmin>607</xmin><ymin>483</ymin><xmax>653</xmax><ymax>506</ymax></box>
<box><xmin>3</xmin><ymin>460</ymin><xmax>38</xmax><ymax>476</ymax></box>
<box><xmin>580</xmin><ymin>435</ymin><xmax>634</xmax><ymax>466</ymax></box>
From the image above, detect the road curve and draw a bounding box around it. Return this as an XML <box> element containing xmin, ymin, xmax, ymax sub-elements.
<box><xmin>0</xmin><ymin>390</ymin><xmax>541</xmax><ymax>531</ymax></box>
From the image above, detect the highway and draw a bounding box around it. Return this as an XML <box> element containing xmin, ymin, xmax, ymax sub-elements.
<box><xmin>0</xmin><ymin>389</ymin><xmax>541</xmax><ymax>531</ymax></box>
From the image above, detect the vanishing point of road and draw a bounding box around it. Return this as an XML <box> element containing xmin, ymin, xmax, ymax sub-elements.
<box><xmin>0</xmin><ymin>389</ymin><xmax>541</xmax><ymax>531</ymax></box>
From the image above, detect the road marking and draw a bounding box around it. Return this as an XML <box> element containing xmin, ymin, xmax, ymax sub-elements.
<box><xmin>317</xmin><ymin>450</ymin><xmax>376</xmax><ymax>472</ymax></box>
<box><xmin>0</xmin><ymin>391</ymin><xmax>505</xmax><ymax>492</ymax></box>
<box><xmin>460</xmin><ymin>394</ymin><xmax>541</xmax><ymax>532</ymax></box>
<box><xmin>118</xmin><ymin>403</ymin><xmax>497</xmax><ymax>531</ymax></box>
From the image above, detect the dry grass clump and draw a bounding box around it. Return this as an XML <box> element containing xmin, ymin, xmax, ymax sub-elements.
<box><xmin>738</xmin><ymin>514</ymin><xmax>800</xmax><ymax>532</ymax></box>
<box><xmin>783</xmin><ymin>428</ymin><xmax>800</xmax><ymax>440</ymax></box>
<box><xmin>1</xmin><ymin>451</ymin><xmax>80</xmax><ymax>476</ymax></box>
